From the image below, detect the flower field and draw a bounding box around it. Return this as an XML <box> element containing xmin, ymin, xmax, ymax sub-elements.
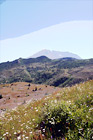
<box><xmin>0</xmin><ymin>80</ymin><xmax>93</xmax><ymax>140</ymax></box>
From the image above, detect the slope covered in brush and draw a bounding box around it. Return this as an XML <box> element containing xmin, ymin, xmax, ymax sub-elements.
<box><xmin>0</xmin><ymin>57</ymin><xmax>93</xmax><ymax>87</ymax></box>
<box><xmin>0</xmin><ymin>80</ymin><xmax>93</xmax><ymax>139</ymax></box>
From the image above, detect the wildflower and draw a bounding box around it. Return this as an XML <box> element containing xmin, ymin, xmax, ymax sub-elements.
<box><xmin>49</xmin><ymin>121</ymin><xmax>52</xmax><ymax>124</ymax></box>
<box><xmin>14</xmin><ymin>132</ymin><xmax>17</xmax><ymax>135</ymax></box>
<box><xmin>51</xmin><ymin>121</ymin><xmax>55</xmax><ymax>125</ymax></box>
<box><xmin>6</xmin><ymin>132</ymin><xmax>8</xmax><ymax>135</ymax></box>
<box><xmin>45</xmin><ymin>103</ymin><xmax>47</xmax><ymax>105</ymax></box>
<box><xmin>43</xmin><ymin>129</ymin><xmax>45</xmax><ymax>132</ymax></box>
<box><xmin>54</xmin><ymin>100</ymin><xmax>57</xmax><ymax>103</ymax></box>
<box><xmin>17</xmin><ymin>135</ymin><xmax>21</xmax><ymax>140</ymax></box>
<box><xmin>42</xmin><ymin>134</ymin><xmax>45</xmax><ymax>137</ymax></box>
<box><xmin>89</xmin><ymin>108</ymin><xmax>93</xmax><ymax>111</ymax></box>
<box><xmin>23</xmin><ymin>130</ymin><xmax>26</xmax><ymax>133</ymax></box>
<box><xmin>86</xmin><ymin>115</ymin><xmax>88</xmax><ymax>118</ymax></box>
<box><xmin>22</xmin><ymin>134</ymin><xmax>25</xmax><ymax>137</ymax></box>
<box><xmin>51</xmin><ymin>135</ymin><xmax>53</xmax><ymax>139</ymax></box>
<box><xmin>26</xmin><ymin>125</ymin><xmax>29</xmax><ymax>129</ymax></box>
<box><xmin>12</xmin><ymin>127</ymin><xmax>14</xmax><ymax>129</ymax></box>
<box><xmin>29</xmin><ymin>131</ymin><xmax>32</xmax><ymax>134</ymax></box>
<box><xmin>36</xmin><ymin>124</ymin><xmax>38</xmax><ymax>127</ymax></box>
<box><xmin>31</xmin><ymin>107</ymin><xmax>33</xmax><ymax>110</ymax></box>
<box><xmin>3</xmin><ymin>133</ymin><xmax>6</xmax><ymax>136</ymax></box>
<box><xmin>21</xmin><ymin>123</ymin><xmax>23</xmax><ymax>126</ymax></box>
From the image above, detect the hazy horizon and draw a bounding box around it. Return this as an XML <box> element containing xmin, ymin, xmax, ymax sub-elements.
<box><xmin>0</xmin><ymin>0</ymin><xmax>93</xmax><ymax>63</ymax></box>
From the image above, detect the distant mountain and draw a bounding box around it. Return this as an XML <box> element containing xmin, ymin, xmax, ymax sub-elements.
<box><xmin>31</xmin><ymin>49</ymin><xmax>81</xmax><ymax>59</ymax></box>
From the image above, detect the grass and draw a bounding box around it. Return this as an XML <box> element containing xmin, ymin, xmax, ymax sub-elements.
<box><xmin>0</xmin><ymin>80</ymin><xmax>93</xmax><ymax>140</ymax></box>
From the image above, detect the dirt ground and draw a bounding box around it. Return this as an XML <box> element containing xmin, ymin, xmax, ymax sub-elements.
<box><xmin>0</xmin><ymin>82</ymin><xmax>60</xmax><ymax>115</ymax></box>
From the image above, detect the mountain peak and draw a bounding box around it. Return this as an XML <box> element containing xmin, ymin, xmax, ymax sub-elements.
<box><xmin>31</xmin><ymin>49</ymin><xmax>81</xmax><ymax>59</ymax></box>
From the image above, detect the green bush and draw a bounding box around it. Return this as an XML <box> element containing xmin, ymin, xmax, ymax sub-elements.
<box><xmin>39</xmin><ymin>99</ymin><xmax>92</xmax><ymax>139</ymax></box>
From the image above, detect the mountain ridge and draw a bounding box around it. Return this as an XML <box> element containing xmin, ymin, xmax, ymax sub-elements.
<box><xmin>0</xmin><ymin>56</ymin><xmax>93</xmax><ymax>87</ymax></box>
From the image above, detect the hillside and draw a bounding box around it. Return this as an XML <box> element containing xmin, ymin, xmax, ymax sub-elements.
<box><xmin>0</xmin><ymin>57</ymin><xmax>93</xmax><ymax>87</ymax></box>
<box><xmin>0</xmin><ymin>80</ymin><xmax>93</xmax><ymax>139</ymax></box>
<box><xmin>0</xmin><ymin>82</ymin><xmax>60</xmax><ymax>112</ymax></box>
<box><xmin>31</xmin><ymin>49</ymin><xmax>81</xmax><ymax>59</ymax></box>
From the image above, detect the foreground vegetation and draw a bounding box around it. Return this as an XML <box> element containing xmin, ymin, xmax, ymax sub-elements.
<box><xmin>0</xmin><ymin>80</ymin><xmax>93</xmax><ymax>140</ymax></box>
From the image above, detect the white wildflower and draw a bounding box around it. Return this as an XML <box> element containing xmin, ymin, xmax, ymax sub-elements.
<box><xmin>3</xmin><ymin>133</ymin><xmax>6</xmax><ymax>136</ymax></box>
<box><xmin>14</xmin><ymin>132</ymin><xmax>17</xmax><ymax>135</ymax></box>
<box><xmin>29</xmin><ymin>131</ymin><xmax>32</xmax><ymax>134</ymax></box>
<box><xmin>54</xmin><ymin>100</ymin><xmax>57</xmax><ymax>103</ymax></box>
<box><xmin>17</xmin><ymin>135</ymin><xmax>21</xmax><ymax>140</ymax></box>
<box><xmin>6</xmin><ymin>132</ymin><xmax>8</xmax><ymax>135</ymax></box>
<box><xmin>25</xmin><ymin>137</ymin><xmax>29</xmax><ymax>139</ymax></box>
<box><xmin>43</xmin><ymin>129</ymin><xmax>45</xmax><ymax>132</ymax></box>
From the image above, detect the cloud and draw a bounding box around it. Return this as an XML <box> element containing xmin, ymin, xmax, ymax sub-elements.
<box><xmin>0</xmin><ymin>20</ymin><xmax>93</xmax><ymax>62</ymax></box>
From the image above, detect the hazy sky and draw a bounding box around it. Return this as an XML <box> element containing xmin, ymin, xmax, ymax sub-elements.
<box><xmin>0</xmin><ymin>0</ymin><xmax>93</xmax><ymax>62</ymax></box>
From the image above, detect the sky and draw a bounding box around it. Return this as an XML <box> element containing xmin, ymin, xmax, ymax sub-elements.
<box><xmin>0</xmin><ymin>0</ymin><xmax>93</xmax><ymax>62</ymax></box>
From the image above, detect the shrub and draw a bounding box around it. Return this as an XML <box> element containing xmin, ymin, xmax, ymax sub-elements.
<box><xmin>0</xmin><ymin>80</ymin><xmax>93</xmax><ymax>140</ymax></box>
<box><xmin>38</xmin><ymin>99</ymin><xmax>93</xmax><ymax>139</ymax></box>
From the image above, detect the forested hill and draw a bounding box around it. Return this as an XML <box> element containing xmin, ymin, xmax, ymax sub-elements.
<box><xmin>0</xmin><ymin>56</ymin><xmax>93</xmax><ymax>87</ymax></box>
